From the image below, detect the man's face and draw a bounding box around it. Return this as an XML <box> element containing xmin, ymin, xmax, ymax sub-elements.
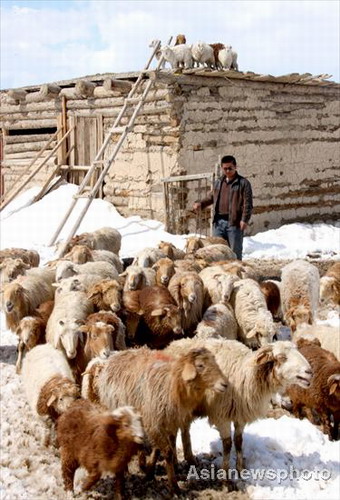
<box><xmin>221</xmin><ymin>162</ymin><xmax>237</xmax><ymax>180</ymax></box>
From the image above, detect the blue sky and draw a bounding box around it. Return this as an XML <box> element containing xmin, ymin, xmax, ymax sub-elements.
<box><xmin>1</xmin><ymin>0</ymin><xmax>339</xmax><ymax>89</ymax></box>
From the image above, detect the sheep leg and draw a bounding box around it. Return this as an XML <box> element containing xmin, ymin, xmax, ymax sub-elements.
<box><xmin>82</xmin><ymin>469</ymin><xmax>101</xmax><ymax>491</ymax></box>
<box><xmin>60</xmin><ymin>454</ymin><xmax>77</xmax><ymax>492</ymax></box>
<box><xmin>180</xmin><ymin>424</ymin><xmax>196</xmax><ymax>465</ymax></box>
<box><xmin>163</xmin><ymin>445</ymin><xmax>181</xmax><ymax>495</ymax></box>
<box><xmin>215</xmin><ymin>421</ymin><xmax>232</xmax><ymax>471</ymax></box>
<box><xmin>234</xmin><ymin>422</ymin><xmax>245</xmax><ymax>473</ymax></box>
<box><xmin>169</xmin><ymin>433</ymin><xmax>179</xmax><ymax>470</ymax></box>
<box><xmin>15</xmin><ymin>341</ymin><xmax>25</xmax><ymax>374</ymax></box>
<box><xmin>114</xmin><ymin>471</ymin><xmax>125</xmax><ymax>500</ymax></box>
<box><xmin>145</xmin><ymin>447</ymin><xmax>160</xmax><ymax>478</ymax></box>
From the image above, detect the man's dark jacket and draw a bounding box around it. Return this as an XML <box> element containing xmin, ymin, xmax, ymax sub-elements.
<box><xmin>199</xmin><ymin>173</ymin><xmax>253</xmax><ymax>227</ymax></box>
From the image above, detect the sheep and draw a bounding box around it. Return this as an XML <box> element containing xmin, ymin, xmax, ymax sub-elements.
<box><xmin>15</xmin><ymin>300</ymin><xmax>54</xmax><ymax>374</ymax></box>
<box><xmin>286</xmin><ymin>338</ymin><xmax>340</xmax><ymax>440</ymax></box>
<box><xmin>2</xmin><ymin>275</ymin><xmax>55</xmax><ymax>332</ymax></box>
<box><xmin>157</xmin><ymin>241</ymin><xmax>185</xmax><ymax>260</ymax></box>
<box><xmin>195</xmin><ymin>303</ymin><xmax>238</xmax><ymax>340</ymax></box>
<box><xmin>25</xmin><ymin>266</ymin><xmax>56</xmax><ymax>288</ymax></box>
<box><xmin>131</xmin><ymin>247</ymin><xmax>166</xmax><ymax>268</ymax></box>
<box><xmin>320</xmin><ymin>261</ymin><xmax>340</xmax><ymax>306</ymax></box>
<box><xmin>121</xmin><ymin>289</ymin><xmax>143</xmax><ymax>342</ymax></box>
<box><xmin>281</xmin><ymin>259</ymin><xmax>320</xmax><ymax>332</ymax></box>
<box><xmin>152</xmin><ymin>257</ymin><xmax>176</xmax><ymax>286</ymax></box>
<box><xmin>192</xmin><ymin>243</ymin><xmax>237</xmax><ymax>263</ymax></box>
<box><xmin>86</xmin><ymin>311</ymin><xmax>126</xmax><ymax>351</ymax></box>
<box><xmin>199</xmin><ymin>266</ymin><xmax>240</xmax><ymax>307</ymax></box>
<box><xmin>174</xmin><ymin>258</ymin><xmax>208</xmax><ymax>274</ymax></box>
<box><xmin>21</xmin><ymin>343</ymin><xmax>80</xmax><ymax>445</ymax></box>
<box><xmin>46</xmin><ymin>290</ymin><xmax>94</xmax><ymax>359</ymax></box>
<box><xmin>96</xmin><ymin>346</ymin><xmax>228</xmax><ymax>493</ymax></box>
<box><xmin>0</xmin><ymin>257</ymin><xmax>31</xmax><ymax>284</ymax></box>
<box><xmin>185</xmin><ymin>236</ymin><xmax>228</xmax><ymax>254</ymax></box>
<box><xmin>87</xmin><ymin>279</ymin><xmax>123</xmax><ymax>313</ymax></box>
<box><xmin>230</xmin><ymin>278</ymin><xmax>277</xmax><ymax>348</ymax></box>
<box><xmin>175</xmin><ymin>34</ymin><xmax>186</xmax><ymax>45</ymax></box>
<box><xmin>209</xmin><ymin>42</ymin><xmax>225</xmax><ymax>68</ymax></box>
<box><xmin>191</xmin><ymin>41</ymin><xmax>215</xmax><ymax>68</ymax></box>
<box><xmin>168</xmin><ymin>271</ymin><xmax>204</xmax><ymax>334</ymax></box>
<box><xmin>81</xmin><ymin>357</ymin><xmax>108</xmax><ymax>403</ymax></box>
<box><xmin>224</xmin><ymin>45</ymin><xmax>238</xmax><ymax>70</ymax></box>
<box><xmin>295</xmin><ymin>324</ymin><xmax>340</xmax><ymax>361</ymax></box>
<box><xmin>136</xmin><ymin>285</ymin><xmax>184</xmax><ymax>348</ymax></box>
<box><xmin>165</xmin><ymin>337</ymin><xmax>312</xmax><ymax>471</ymax></box>
<box><xmin>58</xmin><ymin>227</ymin><xmax>122</xmax><ymax>256</ymax></box>
<box><xmin>160</xmin><ymin>44</ymin><xmax>193</xmax><ymax>70</ymax></box>
<box><xmin>259</xmin><ymin>279</ymin><xmax>282</xmax><ymax>320</ymax></box>
<box><xmin>55</xmin><ymin>260</ymin><xmax>119</xmax><ymax>283</ymax></box>
<box><xmin>211</xmin><ymin>259</ymin><xmax>257</xmax><ymax>279</ymax></box>
<box><xmin>0</xmin><ymin>247</ymin><xmax>40</xmax><ymax>267</ymax></box>
<box><xmin>217</xmin><ymin>47</ymin><xmax>233</xmax><ymax>70</ymax></box>
<box><xmin>57</xmin><ymin>400</ymin><xmax>144</xmax><ymax>498</ymax></box>
<box><xmin>121</xmin><ymin>265</ymin><xmax>156</xmax><ymax>291</ymax></box>
<box><xmin>64</xmin><ymin>244</ymin><xmax>123</xmax><ymax>273</ymax></box>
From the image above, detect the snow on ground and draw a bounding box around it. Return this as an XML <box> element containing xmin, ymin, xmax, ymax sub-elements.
<box><xmin>1</xmin><ymin>184</ymin><xmax>339</xmax><ymax>499</ymax></box>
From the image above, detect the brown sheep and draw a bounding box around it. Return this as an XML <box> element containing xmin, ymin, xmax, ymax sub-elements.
<box><xmin>185</xmin><ymin>236</ymin><xmax>228</xmax><ymax>254</ymax></box>
<box><xmin>168</xmin><ymin>271</ymin><xmax>204</xmax><ymax>334</ymax></box>
<box><xmin>174</xmin><ymin>258</ymin><xmax>208</xmax><ymax>273</ymax></box>
<box><xmin>121</xmin><ymin>289</ymin><xmax>142</xmax><ymax>342</ymax></box>
<box><xmin>320</xmin><ymin>261</ymin><xmax>340</xmax><ymax>306</ymax></box>
<box><xmin>57</xmin><ymin>400</ymin><xmax>144</xmax><ymax>498</ymax></box>
<box><xmin>152</xmin><ymin>257</ymin><xmax>176</xmax><ymax>286</ymax></box>
<box><xmin>2</xmin><ymin>276</ymin><xmax>55</xmax><ymax>332</ymax></box>
<box><xmin>192</xmin><ymin>243</ymin><xmax>237</xmax><ymax>263</ymax></box>
<box><xmin>136</xmin><ymin>285</ymin><xmax>183</xmax><ymax>349</ymax></box>
<box><xmin>157</xmin><ymin>241</ymin><xmax>185</xmax><ymax>260</ymax></box>
<box><xmin>259</xmin><ymin>280</ymin><xmax>282</xmax><ymax>320</ymax></box>
<box><xmin>87</xmin><ymin>279</ymin><xmax>123</xmax><ymax>313</ymax></box>
<box><xmin>175</xmin><ymin>34</ymin><xmax>186</xmax><ymax>45</ymax></box>
<box><xmin>209</xmin><ymin>42</ymin><xmax>226</xmax><ymax>67</ymax></box>
<box><xmin>286</xmin><ymin>338</ymin><xmax>340</xmax><ymax>440</ymax></box>
<box><xmin>15</xmin><ymin>300</ymin><xmax>54</xmax><ymax>373</ymax></box>
<box><xmin>86</xmin><ymin>311</ymin><xmax>126</xmax><ymax>350</ymax></box>
<box><xmin>96</xmin><ymin>347</ymin><xmax>228</xmax><ymax>494</ymax></box>
<box><xmin>0</xmin><ymin>248</ymin><xmax>40</xmax><ymax>267</ymax></box>
<box><xmin>58</xmin><ymin>227</ymin><xmax>122</xmax><ymax>257</ymax></box>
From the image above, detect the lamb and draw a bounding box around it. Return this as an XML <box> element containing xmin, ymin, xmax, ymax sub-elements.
<box><xmin>46</xmin><ymin>290</ymin><xmax>94</xmax><ymax>359</ymax></box>
<box><xmin>168</xmin><ymin>271</ymin><xmax>204</xmax><ymax>334</ymax></box>
<box><xmin>152</xmin><ymin>257</ymin><xmax>176</xmax><ymax>286</ymax></box>
<box><xmin>15</xmin><ymin>300</ymin><xmax>54</xmax><ymax>374</ymax></box>
<box><xmin>192</xmin><ymin>243</ymin><xmax>237</xmax><ymax>263</ymax></box>
<box><xmin>58</xmin><ymin>227</ymin><xmax>122</xmax><ymax>257</ymax></box>
<box><xmin>55</xmin><ymin>260</ymin><xmax>119</xmax><ymax>283</ymax></box>
<box><xmin>2</xmin><ymin>275</ymin><xmax>55</xmax><ymax>332</ymax></box>
<box><xmin>131</xmin><ymin>247</ymin><xmax>166</xmax><ymax>268</ymax></box>
<box><xmin>165</xmin><ymin>337</ymin><xmax>312</xmax><ymax>471</ymax></box>
<box><xmin>0</xmin><ymin>257</ymin><xmax>31</xmax><ymax>284</ymax></box>
<box><xmin>157</xmin><ymin>241</ymin><xmax>186</xmax><ymax>260</ymax></box>
<box><xmin>96</xmin><ymin>346</ymin><xmax>227</xmax><ymax>493</ymax></box>
<box><xmin>286</xmin><ymin>338</ymin><xmax>340</xmax><ymax>440</ymax></box>
<box><xmin>231</xmin><ymin>278</ymin><xmax>277</xmax><ymax>348</ymax></box>
<box><xmin>0</xmin><ymin>247</ymin><xmax>40</xmax><ymax>267</ymax></box>
<box><xmin>259</xmin><ymin>279</ymin><xmax>282</xmax><ymax>320</ymax></box>
<box><xmin>87</xmin><ymin>279</ymin><xmax>123</xmax><ymax>313</ymax></box>
<box><xmin>136</xmin><ymin>285</ymin><xmax>183</xmax><ymax>348</ymax></box>
<box><xmin>121</xmin><ymin>265</ymin><xmax>156</xmax><ymax>291</ymax></box>
<box><xmin>191</xmin><ymin>41</ymin><xmax>215</xmax><ymax>68</ymax></box>
<box><xmin>295</xmin><ymin>324</ymin><xmax>340</xmax><ymax>361</ymax></box>
<box><xmin>64</xmin><ymin>244</ymin><xmax>124</xmax><ymax>273</ymax></box>
<box><xmin>185</xmin><ymin>236</ymin><xmax>228</xmax><ymax>254</ymax></box>
<box><xmin>160</xmin><ymin>44</ymin><xmax>193</xmax><ymax>70</ymax></box>
<box><xmin>320</xmin><ymin>261</ymin><xmax>340</xmax><ymax>306</ymax></box>
<box><xmin>281</xmin><ymin>259</ymin><xmax>320</xmax><ymax>332</ymax></box>
<box><xmin>195</xmin><ymin>303</ymin><xmax>238</xmax><ymax>340</ymax></box>
<box><xmin>199</xmin><ymin>266</ymin><xmax>240</xmax><ymax>307</ymax></box>
<box><xmin>21</xmin><ymin>343</ymin><xmax>80</xmax><ymax>445</ymax></box>
<box><xmin>57</xmin><ymin>401</ymin><xmax>144</xmax><ymax>498</ymax></box>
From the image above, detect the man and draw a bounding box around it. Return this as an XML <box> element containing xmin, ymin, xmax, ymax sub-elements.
<box><xmin>193</xmin><ymin>155</ymin><xmax>253</xmax><ymax>260</ymax></box>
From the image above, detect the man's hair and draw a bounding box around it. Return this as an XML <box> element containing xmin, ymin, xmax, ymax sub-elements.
<box><xmin>221</xmin><ymin>155</ymin><xmax>236</xmax><ymax>166</ymax></box>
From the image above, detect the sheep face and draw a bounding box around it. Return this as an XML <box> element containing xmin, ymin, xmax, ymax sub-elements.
<box><xmin>82</xmin><ymin>322</ymin><xmax>114</xmax><ymax>359</ymax></box>
<box><xmin>123</xmin><ymin>268</ymin><xmax>145</xmax><ymax>291</ymax></box>
<box><xmin>16</xmin><ymin>317</ymin><xmax>41</xmax><ymax>349</ymax></box>
<box><xmin>65</xmin><ymin>245</ymin><xmax>93</xmax><ymax>264</ymax></box>
<box><xmin>153</xmin><ymin>258</ymin><xmax>175</xmax><ymax>286</ymax></box>
<box><xmin>217</xmin><ymin>274</ymin><xmax>236</xmax><ymax>303</ymax></box>
<box><xmin>286</xmin><ymin>303</ymin><xmax>313</xmax><ymax>332</ymax></box>
<box><xmin>112</xmin><ymin>406</ymin><xmax>144</xmax><ymax>444</ymax></box>
<box><xmin>151</xmin><ymin>305</ymin><xmax>183</xmax><ymax>335</ymax></box>
<box><xmin>47</xmin><ymin>382</ymin><xmax>79</xmax><ymax>415</ymax></box>
<box><xmin>182</xmin><ymin>348</ymin><xmax>228</xmax><ymax>394</ymax></box>
<box><xmin>246</xmin><ymin>310</ymin><xmax>276</xmax><ymax>348</ymax></box>
<box><xmin>56</xmin><ymin>319</ymin><xmax>83</xmax><ymax>359</ymax></box>
<box><xmin>3</xmin><ymin>282</ymin><xmax>26</xmax><ymax>314</ymax></box>
<box><xmin>256</xmin><ymin>341</ymin><xmax>312</xmax><ymax>389</ymax></box>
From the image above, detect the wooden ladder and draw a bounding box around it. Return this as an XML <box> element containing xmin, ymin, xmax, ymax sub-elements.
<box><xmin>49</xmin><ymin>38</ymin><xmax>171</xmax><ymax>255</ymax></box>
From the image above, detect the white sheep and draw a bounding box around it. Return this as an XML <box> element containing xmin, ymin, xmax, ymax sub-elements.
<box><xmin>195</xmin><ymin>303</ymin><xmax>238</xmax><ymax>340</ymax></box>
<box><xmin>193</xmin><ymin>243</ymin><xmax>236</xmax><ymax>263</ymax></box>
<box><xmin>217</xmin><ymin>47</ymin><xmax>233</xmax><ymax>70</ymax></box>
<box><xmin>199</xmin><ymin>266</ymin><xmax>240</xmax><ymax>307</ymax></box>
<box><xmin>46</xmin><ymin>290</ymin><xmax>94</xmax><ymax>359</ymax></box>
<box><xmin>165</xmin><ymin>337</ymin><xmax>312</xmax><ymax>471</ymax></box>
<box><xmin>131</xmin><ymin>247</ymin><xmax>166</xmax><ymax>268</ymax></box>
<box><xmin>55</xmin><ymin>260</ymin><xmax>119</xmax><ymax>283</ymax></box>
<box><xmin>121</xmin><ymin>265</ymin><xmax>156</xmax><ymax>291</ymax></box>
<box><xmin>231</xmin><ymin>278</ymin><xmax>277</xmax><ymax>348</ymax></box>
<box><xmin>191</xmin><ymin>41</ymin><xmax>215</xmax><ymax>68</ymax></box>
<box><xmin>54</xmin><ymin>274</ymin><xmax>104</xmax><ymax>295</ymax></box>
<box><xmin>160</xmin><ymin>44</ymin><xmax>193</xmax><ymax>70</ymax></box>
<box><xmin>281</xmin><ymin>259</ymin><xmax>320</xmax><ymax>332</ymax></box>
<box><xmin>21</xmin><ymin>343</ymin><xmax>79</xmax><ymax>445</ymax></box>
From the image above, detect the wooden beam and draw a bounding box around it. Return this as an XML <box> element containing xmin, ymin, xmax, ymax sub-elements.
<box><xmin>103</xmin><ymin>78</ymin><xmax>133</xmax><ymax>92</ymax></box>
<box><xmin>75</xmin><ymin>80</ymin><xmax>96</xmax><ymax>97</ymax></box>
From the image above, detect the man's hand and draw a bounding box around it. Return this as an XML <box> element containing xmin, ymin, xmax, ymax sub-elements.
<box><xmin>193</xmin><ymin>202</ymin><xmax>201</xmax><ymax>212</ymax></box>
<box><xmin>240</xmin><ymin>221</ymin><xmax>248</xmax><ymax>231</ymax></box>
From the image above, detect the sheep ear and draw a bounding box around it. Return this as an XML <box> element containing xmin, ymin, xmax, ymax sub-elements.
<box><xmin>255</xmin><ymin>346</ymin><xmax>274</xmax><ymax>365</ymax></box>
<box><xmin>150</xmin><ymin>308</ymin><xmax>164</xmax><ymax>317</ymax></box>
<box><xmin>246</xmin><ymin>327</ymin><xmax>258</xmax><ymax>339</ymax></box>
<box><xmin>182</xmin><ymin>362</ymin><xmax>197</xmax><ymax>382</ymax></box>
<box><xmin>47</xmin><ymin>394</ymin><xmax>57</xmax><ymax>407</ymax></box>
<box><xmin>88</xmin><ymin>290</ymin><xmax>100</xmax><ymax>300</ymax></box>
<box><xmin>328</xmin><ymin>374</ymin><xmax>340</xmax><ymax>395</ymax></box>
<box><xmin>329</xmin><ymin>382</ymin><xmax>337</xmax><ymax>395</ymax></box>
<box><xmin>151</xmin><ymin>263</ymin><xmax>159</xmax><ymax>271</ymax></box>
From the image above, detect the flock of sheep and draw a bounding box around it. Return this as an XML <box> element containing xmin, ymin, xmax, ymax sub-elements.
<box><xmin>1</xmin><ymin>225</ymin><xmax>339</xmax><ymax>498</ymax></box>
<box><xmin>150</xmin><ymin>34</ymin><xmax>238</xmax><ymax>71</ymax></box>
